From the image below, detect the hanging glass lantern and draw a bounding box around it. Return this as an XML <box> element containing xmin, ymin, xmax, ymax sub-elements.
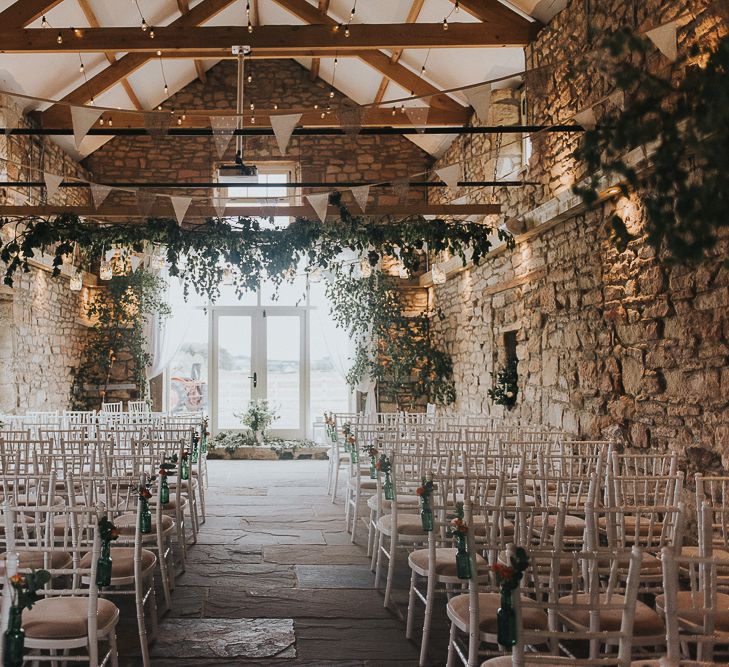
<box><xmin>308</xmin><ymin>267</ymin><xmax>322</xmax><ymax>283</ymax></box>
<box><xmin>359</xmin><ymin>257</ymin><xmax>373</xmax><ymax>279</ymax></box>
<box><xmin>69</xmin><ymin>271</ymin><xmax>83</xmax><ymax>291</ymax></box>
<box><xmin>99</xmin><ymin>261</ymin><xmax>113</xmax><ymax>281</ymax></box>
<box><xmin>431</xmin><ymin>264</ymin><xmax>447</xmax><ymax>285</ymax></box>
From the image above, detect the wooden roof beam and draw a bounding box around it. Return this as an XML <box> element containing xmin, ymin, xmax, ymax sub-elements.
<box><xmin>0</xmin><ymin>22</ymin><xmax>533</xmax><ymax>53</ymax></box>
<box><xmin>177</xmin><ymin>0</ymin><xmax>208</xmax><ymax>84</ymax></box>
<box><xmin>446</xmin><ymin>0</ymin><xmax>542</xmax><ymax>35</ymax></box>
<box><xmin>310</xmin><ymin>0</ymin><xmax>331</xmax><ymax>81</ymax></box>
<box><xmin>0</xmin><ymin>0</ymin><xmax>65</xmax><ymax>27</ymax></box>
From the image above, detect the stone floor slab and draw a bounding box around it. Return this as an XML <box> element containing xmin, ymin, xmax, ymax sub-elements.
<box><xmin>264</xmin><ymin>544</ymin><xmax>370</xmax><ymax>565</ymax></box>
<box><xmin>295</xmin><ymin>564</ymin><xmax>378</xmax><ymax>589</ymax></box>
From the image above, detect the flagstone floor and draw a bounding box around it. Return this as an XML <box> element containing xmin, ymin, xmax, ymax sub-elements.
<box><xmin>117</xmin><ymin>460</ymin><xmax>451</xmax><ymax>666</ymax></box>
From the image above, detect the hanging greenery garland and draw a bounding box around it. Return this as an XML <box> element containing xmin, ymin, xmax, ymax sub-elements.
<box><xmin>572</xmin><ymin>27</ymin><xmax>729</xmax><ymax>262</ymax></box>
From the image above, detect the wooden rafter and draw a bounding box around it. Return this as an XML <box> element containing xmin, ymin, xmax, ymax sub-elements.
<box><xmin>0</xmin><ymin>203</ymin><xmax>500</xmax><ymax>219</ymax></box>
<box><xmin>374</xmin><ymin>0</ymin><xmax>425</xmax><ymax>106</ymax></box>
<box><xmin>176</xmin><ymin>0</ymin><xmax>208</xmax><ymax>83</ymax></box>
<box><xmin>269</xmin><ymin>0</ymin><xmax>466</xmax><ymax>111</ymax></box>
<box><xmin>41</xmin><ymin>0</ymin><xmax>237</xmax><ymax>126</ymax></box>
<box><xmin>309</xmin><ymin>0</ymin><xmax>331</xmax><ymax>82</ymax></box>
<box><xmin>39</xmin><ymin>106</ymin><xmax>471</xmax><ymax>129</ymax></box>
<box><xmin>2</xmin><ymin>22</ymin><xmax>532</xmax><ymax>53</ymax></box>
<box><xmin>76</xmin><ymin>0</ymin><xmax>143</xmax><ymax>111</ymax></box>
<box><xmin>446</xmin><ymin>0</ymin><xmax>540</xmax><ymax>32</ymax></box>
<box><xmin>0</xmin><ymin>0</ymin><xmax>65</xmax><ymax>27</ymax></box>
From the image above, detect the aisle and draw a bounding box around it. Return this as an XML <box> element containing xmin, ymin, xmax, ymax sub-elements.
<box><xmin>118</xmin><ymin>460</ymin><xmax>441</xmax><ymax>666</ymax></box>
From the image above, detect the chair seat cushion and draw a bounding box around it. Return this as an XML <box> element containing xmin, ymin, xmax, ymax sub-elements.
<box><xmin>482</xmin><ymin>657</ymin><xmax>576</xmax><ymax>667</ymax></box>
<box><xmin>409</xmin><ymin>548</ymin><xmax>489</xmax><ymax>578</ymax></box>
<box><xmin>597</xmin><ymin>515</ymin><xmax>666</xmax><ymax>537</ymax></box>
<box><xmin>115</xmin><ymin>513</ymin><xmax>174</xmax><ymax>535</ymax></box>
<box><xmin>655</xmin><ymin>591</ymin><xmax>729</xmax><ymax>631</ymax></box>
<box><xmin>448</xmin><ymin>592</ymin><xmax>548</xmax><ymax>634</ymax></box>
<box><xmin>80</xmin><ymin>547</ymin><xmax>156</xmax><ymax>578</ymax></box>
<box><xmin>558</xmin><ymin>594</ymin><xmax>664</xmax><ymax>636</ymax></box>
<box><xmin>23</xmin><ymin>597</ymin><xmax>119</xmax><ymax>640</ymax></box>
<box><xmin>377</xmin><ymin>513</ymin><xmax>427</xmax><ymax>537</ymax></box>
<box><xmin>367</xmin><ymin>494</ymin><xmax>419</xmax><ymax>511</ymax></box>
<box><xmin>0</xmin><ymin>550</ymin><xmax>71</xmax><ymax>575</ymax></box>
<box><xmin>348</xmin><ymin>477</ymin><xmax>377</xmax><ymax>490</ymax></box>
<box><xmin>597</xmin><ymin>551</ymin><xmax>662</xmax><ymax>573</ymax></box>
<box><xmin>533</xmin><ymin>513</ymin><xmax>586</xmax><ymax>537</ymax></box>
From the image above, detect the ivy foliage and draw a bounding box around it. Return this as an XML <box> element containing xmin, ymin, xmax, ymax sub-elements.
<box><xmin>573</xmin><ymin>28</ymin><xmax>729</xmax><ymax>262</ymax></box>
<box><xmin>71</xmin><ymin>269</ymin><xmax>170</xmax><ymax>409</ymax></box>
<box><xmin>326</xmin><ymin>268</ymin><xmax>456</xmax><ymax>406</ymax></box>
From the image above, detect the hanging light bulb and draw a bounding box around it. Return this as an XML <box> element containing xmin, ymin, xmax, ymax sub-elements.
<box><xmin>177</xmin><ymin>117</ymin><xmax>182</xmax><ymax>125</ymax></box>
<box><xmin>431</xmin><ymin>263</ymin><xmax>447</xmax><ymax>285</ymax></box>
<box><xmin>455</xmin><ymin>0</ymin><xmax>460</xmax><ymax>11</ymax></box>
<box><xmin>442</xmin><ymin>17</ymin><xmax>449</xmax><ymax>30</ymax></box>
<box><xmin>69</xmin><ymin>271</ymin><xmax>83</xmax><ymax>291</ymax></box>
<box><xmin>400</xmin><ymin>104</ymin><xmax>406</xmax><ymax>114</ymax></box>
<box><xmin>222</xmin><ymin>267</ymin><xmax>234</xmax><ymax>285</ymax></box>
<box><xmin>250</xmin><ymin>102</ymin><xmax>255</xmax><ymax>111</ymax></box>
<box><xmin>141</xmin><ymin>18</ymin><xmax>148</xmax><ymax>31</ymax></box>
<box><xmin>41</xmin><ymin>16</ymin><xmax>49</xmax><ymax>28</ymax></box>
<box><xmin>314</xmin><ymin>104</ymin><xmax>319</xmax><ymax>110</ymax></box>
<box><xmin>99</xmin><ymin>261</ymin><xmax>113</xmax><ymax>281</ymax></box>
<box><xmin>56</xmin><ymin>32</ymin><xmax>63</xmax><ymax>44</ymax></box>
<box><xmin>89</xmin><ymin>97</ymin><xmax>95</xmax><ymax>106</ymax></box>
<box><xmin>251</xmin><ymin>116</ymin><xmax>256</xmax><ymax>124</ymax></box>
<box><xmin>391</xmin><ymin>107</ymin><xmax>396</xmax><ymax>116</ymax></box>
<box><xmin>164</xmin><ymin>84</ymin><xmax>169</xmax><ymax>95</ymax></box>
<box><xmin>107</xmin><ymin>117</ymin><xmax>113</xmax><ymax>127</ymax></box>
<box><xmin>344</xmin><ymin>26</ymin><xmax>350</xmax><ymax>37</ymax></box>
<box><xmin>79</xmin><ymin>62</ymin><xmax>85</xmax><ymax>73</ymax></box>
<box><xmin>247</xmin><ymin>73</ymin><xmax>252</xmax><ymax>83</ymax></box>
<box><xmin>329</xmin><ymin>90</ymin><xmax>335</xmax><ymax>99</ymax></box>
<box><xmin>320</xmin><ymin>111</ymin><xmax>326</xmax><ymax>119</ymax></box>
<box><xmin>359</xmin><ymin>257</ymin><xmax>373</xmax><ymax>278</ymax></box>
<box><xmin>99</xmin><ymin>118</ymin><xmax>104</xmax><ymax>126</ymax></box>
<box><xmin>248</xmin><ymin>21</ymin><xmax>253</xmax><ymax>33</ymax></box>
<box><xmin>149</xmin><ymin>27</ymin><xmax>155</xmax><ymax>38</ymax></box>
<box><xmin>181</xmin><ymin>114</ymin><xmax>186</xmax><ymax>120</ymax></box>
<box><xmin>273</xmin><ymin>103</ymin><xmax>278</xmax><ymax>110</ymax></box>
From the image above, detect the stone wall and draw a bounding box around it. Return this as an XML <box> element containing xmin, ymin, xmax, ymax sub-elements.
<box><xmin>428</xmin><ymin>0</ymin><xmax>729</xmax><ymax>462</ymax></box>
<box><xmin>84</xmin><ymin>59</ymin><xmax>431</xmax><ymax>210</ymax></box>
<box><xmin>0</xmin><ymin>95</ymin><xmax>93</xmax><ymax>412</ymax></box>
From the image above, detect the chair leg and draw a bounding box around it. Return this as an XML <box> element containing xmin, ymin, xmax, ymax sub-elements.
<box><xmin>419</xmin><ymin>568</ymin><xmax>436</xmax><ymax>667</ymax></box>
<box><xmin>351</xmin><ymin>488</ymin><xmax>360</xmax><ymax>544</ymax></box>
<box><xmin>147</xmin><ymin>576</ymin><xmax>159</xmax><ymax>642</ymax></box>
<box><xmin>187</xmin><ymin>493</ymin><xmax>199</xmax><ymax>545</ymax></box>
<box><xmin>384</xmin><ymin>534</ymin><xmax>397</xmax><ymax>608</ymax></box>
<box><xmin>109</xmin><ymin>630</ymin><xmax>119</xmax><ymax>667</ymax></box>
<box><xmin>406</xmin><ymin>569</ymin><xmax>418</xmax><ymax>639</ymax></box>
<box><xmin>370</xmin><ymin>521</ymin><xmax>380</xmax><ymax>572</ymax></box>
<box><xmin>136</xmin><ymin>580</ymin><xmax>151</xmax><ymax>667</ymax></box>
<box><xmin>157</xmin><ymin>532</ymin><xmax>173</xmax><ymax>611</ymax></box>
<box><xmin>366</xmin><ymin>508</ymin><xmax>375</xmax><ymax>557</ymax></box>
<box><xmin>197</xmin><ymin>474</ymin><xmax>206</xmax><ymax>523</ymax></box>
<box><xmin>374</xmin><ymin>530</ymin><xmax>385</xmax><ymax>589</ymax></box>
<box><xmin>331</xmin><ymin>460</ymin><xmax>340</xmax><ymax>503</ymax></box>
<box><xmin>446</xmin><ymin>621</ymin><xmax>457</xmax><ymax>667</ymax></box>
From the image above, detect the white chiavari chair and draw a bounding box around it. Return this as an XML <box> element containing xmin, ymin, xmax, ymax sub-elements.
<box><xmin>100</xmin><ymin>402</ymin><xmax>123</xmax><ymax>414</ymax></box>
<box><xmin>2</xmin><ymin>503</ymin><xmax>120</xmax><ymax>667</ymax></box>
<box><xmin>128</xmin><ymin>401</ymin><xmax>151</xmax><ymax>414</ymax></box>
<box><xmin>609</xmin><ymin>451</ymin><xmax>678</xmax><ymax>478</ymax></box>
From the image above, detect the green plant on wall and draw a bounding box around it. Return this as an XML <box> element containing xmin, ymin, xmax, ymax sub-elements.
<box><xmin>488</xmin><ymin>357</ymin><xmax>518</xmax><ymax>409</ymax></box>
<box><xmin>572</xmin><ymin>27</ymin><xmax>729</xmax><ymax>262</ymax></box>
<box><xmin>71</xmin><ymin>269</ymin><xmax>170</xmax><ymax>409</ymax></box>
<box><xmin>326</xmin><ymin>268</ymin><xmax>456</xmax><ymax>407</ymax></box>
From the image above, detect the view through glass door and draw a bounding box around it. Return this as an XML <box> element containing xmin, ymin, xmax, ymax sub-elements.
<box><xmin>210</xmin><ymin>307</ymin><xmax>306</xmax><ymax>438</ymax></box>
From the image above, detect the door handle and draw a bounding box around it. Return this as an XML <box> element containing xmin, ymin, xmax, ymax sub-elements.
<box><xmin>249</xmin><ymin>372</ymin><xmax>257</xmax><ymax>388</ymax></box>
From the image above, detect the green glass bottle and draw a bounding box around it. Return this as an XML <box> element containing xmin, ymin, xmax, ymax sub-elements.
<box><xmin>350</xmin><ymin>448</ymin><xmax>359</xmax><ymax>464</ymax></box>
<box><xmin>181</xmin><ymin>456</ymin><xmax>190</xmax><ymax>481</ymax></box>
<box><xmin>420</xmin><ymin>497</ymin><xmax>433</xmax><ymax>532</ymax></box>
<box><xmin>96</xmin><ymin>541</ymin><xmax>113</xmax><ymax>587</ymax></box>
<box><xmin>160</xmin><ymin>475</ymin><xmax>170</xmax><ymax>505</ymax></box>
<box><xmin>139</xmin><ymin>497</ymin><xmax>152</xmax><ymax>534</ymax></box>
<box><xmin>369</xmin><ymin>456</ymin><xmax>377</xmax><ymax>479</ymax></box>
<box><xmin>3</xmin><ymin>607</ymin><xmax>25</xmax><ymax>667</ymax></box>
<box><xmin>191</xmin><ymin>434</ymin><xmax>199</xmax><ymax>464</ymax></box>
<box><xmin>383</xmin><ymin>472</ymin><xmax>395</xmax><ymax>501</ymax></box>
<box><xmin>455</xmin><ymin>534</ymin><xmax>471</xmax><ymax>580</ymax></box>
<box><xmin>496</xmin><ymin>591</ymin><xmax>517</xmax><ymax>647</ymax></box>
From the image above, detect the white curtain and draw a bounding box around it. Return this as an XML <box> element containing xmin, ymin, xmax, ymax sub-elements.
<box><xmin>145</xmin><ymin>275</ymin><xmax>194</xmax><ymax>380</ymax></box>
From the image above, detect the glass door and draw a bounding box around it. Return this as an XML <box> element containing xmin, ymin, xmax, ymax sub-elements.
<box><xmin>210</xmin><ymin>307</ymin><xmax>306</xmax><ymax>438</ymax></box>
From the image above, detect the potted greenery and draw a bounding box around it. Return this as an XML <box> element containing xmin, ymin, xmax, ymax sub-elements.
<box><xmin>236</xmin><ymin>399</ymin><xmax>278</xmax><ymax>443</ymax></box>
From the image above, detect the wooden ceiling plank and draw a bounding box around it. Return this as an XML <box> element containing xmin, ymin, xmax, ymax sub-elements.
<box><xmin>309</xmin><ymin>0</ymin><xmax>331</xmax><ymax>82</ymax></box>
<box><xmin>0</xmin><ymin>0</ymin><xmax>65</xmax><ymax>27</ymax></box>
<box><xmin>2</xmin><ymin>22</ymin><xmax>531</xmax><ymax>52</ymax></box>
<box><xmin>41</xmin><ymin>0</ymin><xmax>237</xmax><ymax>125</ymax></box>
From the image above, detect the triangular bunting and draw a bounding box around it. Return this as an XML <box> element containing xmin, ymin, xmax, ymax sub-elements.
<box><xmin>306</xmin><ymin>193</ymin><xmax>330</xmax><ymax>223</ymax></box>
<box><xmin>350</xmin><ymin>185</ymin><xmax>370</xmax><ymax>213</ymax></box>
<box><xmin>130</xmin><ymin>256</ymin><xmax>141</xmax><ymax>272</ymax></box>
<box><xmin>404</xmin><ymin>105</ymin><xmax>430</xmax><ymax>133</ymax></box>
<box><xmin>464</xmin><ymin>83</ymin><xmax>492</xmax><ymax>124</ymax></box>
<box><xmin>89</xmin><ymin>182</ymin><xmax>113</xmax><ymax>209</ymax></box>
<box><xmin>436</xmin><ymin>164</ymin><xmax>461</xmax><ymax>191</ymax></box>
<box><xmin>392</xmin><ymin>178</ymin><xmax>410</xmax><ymax>204</ymax></box>
<box><xmin>170</xmin><ymin>195</ymin><xmax>192</xmax><ymax>225</ymax></box>
<box><xmin>270</xmin><ymin>113</ymin><xmax>301</xmax><ymax>156</ymax></box>
<box><xmin>574</xmin><ymin>108</ymin><xmax>597</xmax><ymax>131</ymax></box>
<box><xmin>43</xmin><ymin>172</ymin><xmax>64</xmax><ymax>202</ymax></box>
<box><xmin>210</xmin><ymin>115</ymin><xmax>239</xmax><ymax>159</ymax></box>
<box><xmin>212</xmin><ymin>196</ymin><xmax>227</xmax><ymax>218</ymax></box>
<box><xmin>136</xmin><ymin>191</ymin><xmax>157</xmax><ymax>218</ymax></box>
<box><xmin>338</xmin><ymin>105</ymin><xmax>364</xmax><ymax>137</ymax></box>
<box><xmin>645</xmin><ymin>21</ymin><xmax>678</xmax><ymax>62</ymax></box>
<box><xmin>70</xmin><ymin>105</ymin><xmax>103</xmax><ymax>149</ymax></box>
<box><xmin>3</xmin><ymin>106</ymin><xmax>19</xmax><ymax>136</ymax></box>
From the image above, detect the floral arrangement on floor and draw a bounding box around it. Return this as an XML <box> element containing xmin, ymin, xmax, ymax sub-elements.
<box><xmin>208</xmin><ymin>432</ymin><xmax>319</xmax><ymax>459</ymax></box>
<box><xmin>237</xmin><ymin>399</ymin><xmax>279</xmax><ymax>442</ymax></box>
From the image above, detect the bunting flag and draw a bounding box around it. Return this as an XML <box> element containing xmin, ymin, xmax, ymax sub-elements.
<box><xmin>436</xmin><ymin>164</ymin><xmax>461</xmax><ymax>191</ymax></box>
<box><xmin>574</xmin><ymin>108</ymin><xmax>597</xmax><ymax>131</ymax></box>
<box><xmin>3</xmin><ymin>106</ymin><xmax>19</xmax><ymax>136</ymax></box>
<box><xmin>43</xmin><ymin>172</ymin><xmax>64</xmax><ymax>202</ymax></box>
<box><xmin>404</xmin><ymin>105</ymin><xmax>430</xmax><ymax>133</ymax></box>
<box><xmin>464</xmin><ymin>83</ymin><xmax>492</xmax><ymax>124</ymax></box>
<box><xmin>212</xmin><ymin>196</ymin><xmax>227</xmax><ymax>218</ymax></box>
<box><xmin>392</xmin><ymin>177</ymin><xmax>410</xmax><ymax>204</ymax></box>
<box><xmin>350</xmin><ymin>184</ymin><xmax>370</xmax><ymax>213</ymax></box>
<box><xmin>210</xmin><ymin>115</ymin><xmax>239</xmax><ymax>158</ymax></box>
<box><xmin>144</xmin><ymin>112</ymin><xmax>171</xmax><ymax>145</ymax></box>
<box><xmin>130</xmin><ymin>256</ymin><xmax>141</xmax><ymax>272</ymax></box>
<box><xmin>270</xmin><ymin>113</ymin><xmax>301</xmax><ymax>156</ymax></box>
<box><xmin>89</xmin><ymin>182</ymin><xmax>113</xmax><ymax>209</ymax></box>
<box><xmin>136</xmin><ymin>191</ymin><xmax>157</xmax><ymax>218</ymax></box>
<box><xmin>645</xmin><ymin>21</ymin><xmax>678</xmax><ymax>62</ymax></box>
<box><xmin>305</xmin><ymin>193</ymin><xmax>330</xmax><ymax>223</ymax></box>
<box><xmin>338</xmin><ymin>106</ymin><xmax>364</xmax><ymax>137</ymax></box>
<box><xmin>170</xmin><ymin>195</ymin><xmax>192</xmax><ymax>225</ymax></box>
<box><xmin>70</xmin><ymin>105</ymin><xmax>103</xmax><ymax>149</ymax></box>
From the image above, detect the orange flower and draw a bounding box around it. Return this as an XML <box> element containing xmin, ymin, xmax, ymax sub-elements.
<box><xmin>110</xmin><ymin>528</ymin><xmax>120</xmax><ymax>540</ymax></box>
<box><xmin>491</xmin><ymin>563</ymin><xmax>514</xmax><ymax>580</ymax></box>
<box><xmin>8</xmin><ymin>574</ymin><xmax>23</xmax><ymax>587</ymax></box>
<box><xmin>416</xmin><ymin>486</ymin><xmax>425</xmax><ymax>496</ymax></box>
<box><xmin>159</xmin><ymin>468</ymin><xmax>168</xmax><ymax>477</ymax></box>
<box><xmin>140</xmin><ymin>487</ymin><xmax>152</xmax><ymax>499</ymax></box>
